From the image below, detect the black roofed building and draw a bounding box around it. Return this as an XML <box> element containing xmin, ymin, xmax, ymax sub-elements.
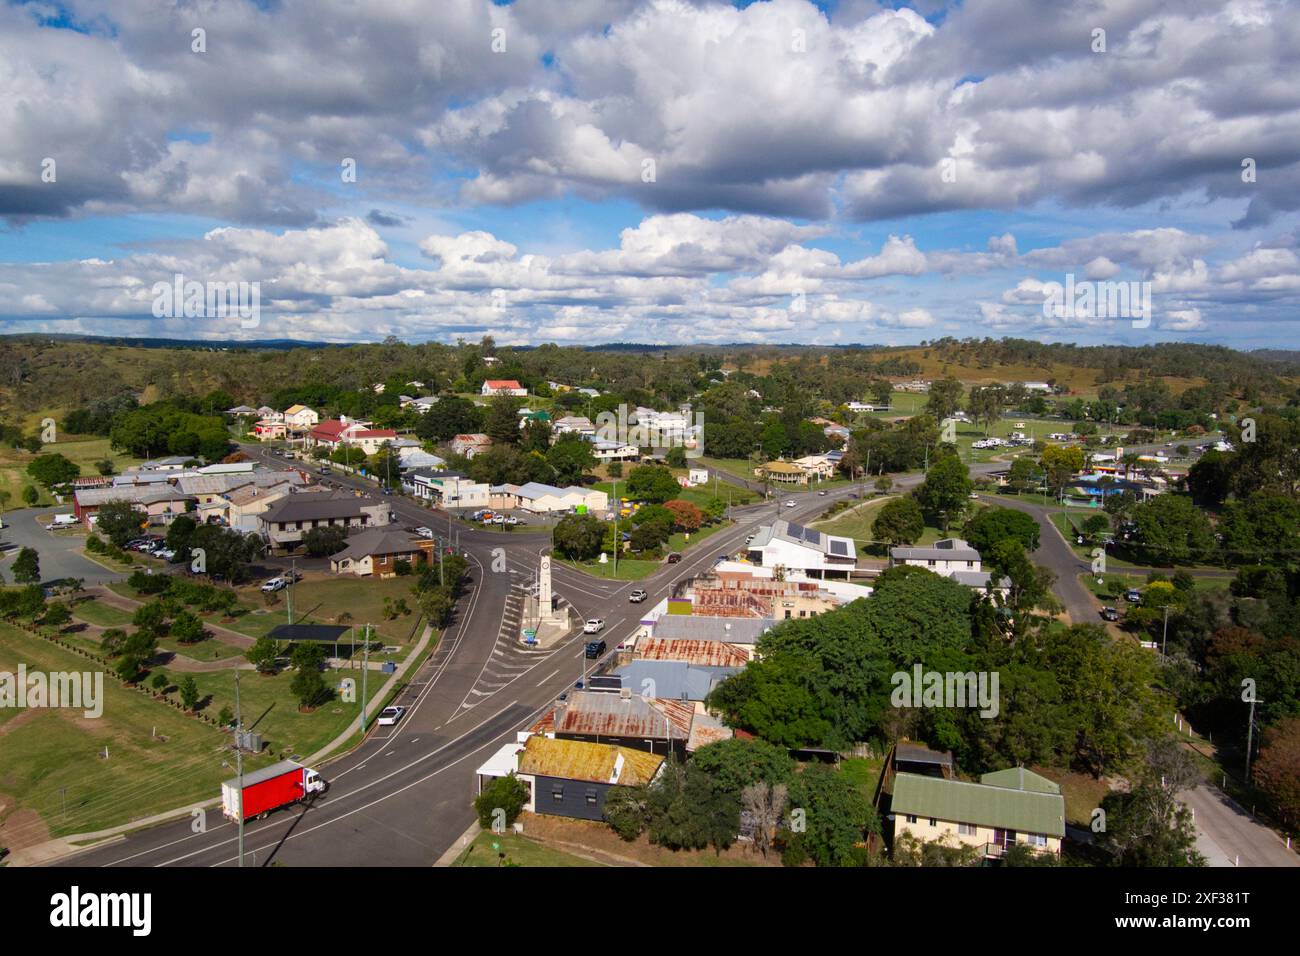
<box><xmin>258</xmin><ymin>489</ymin><xmax>391</xmax><ymax>550</ymax></box>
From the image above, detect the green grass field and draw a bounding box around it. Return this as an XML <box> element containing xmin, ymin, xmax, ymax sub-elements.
<box><xmin>0</xmin><ymin>623</ymin><xmax>239</xmax><ymax>840</ymax></box>
<box><xmin>452</xmin><ymin>829</ymin><xmax>601</xmax><ymax>867</ymax></box>
<box><xmin>0</xmin><ymin>436</ymin><xmax>142</xmax><ymax>509</ymax></box>
<box><xmin>812</xmin><ymin>496</ymin><xmax>961</xmax><ymax>552</ymax></box>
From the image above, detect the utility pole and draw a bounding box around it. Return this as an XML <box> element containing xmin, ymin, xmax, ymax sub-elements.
<box><xmin>359</xmin><ymin>626</ymin><xmax>371</xmax><ymax>733</ymax></box>
<box><xmin>1245</xmin><ymin>692</ymin><xmax>1263</xmax><ymax>783</ymax></box>
<box><xmin>235</xmin><ymin>668</ymin><xmax>244</xmax><ymax>868</ymax></box>
<box><xmin>1160</xmin><ymin>604</ymin><xmax>1172</xmax><ymax>658</ymax></box>
<box><xmin>612</xmin><ymin>477</ymin><xmax>618</xmax><ymax>577</ymax></box>
<box><xmin>286</xmin><ymin>557</ymin><xmax>296</xmax><ymax>625</ymax></box>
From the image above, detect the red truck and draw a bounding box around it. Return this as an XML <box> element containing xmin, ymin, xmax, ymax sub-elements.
<box><xmin>221</xmin><ymin>760</ymin><xmax>327</xmax><ymax>822</ymax></box>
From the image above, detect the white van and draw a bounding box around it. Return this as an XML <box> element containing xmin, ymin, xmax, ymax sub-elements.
<box><xmin>50</xmin><ymin>514</ymin><xmax>79</xmax><ymax>528</ymax></box>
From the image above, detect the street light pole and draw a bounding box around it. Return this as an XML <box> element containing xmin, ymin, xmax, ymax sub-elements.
<box><xmin>235</xmin><ymin>667</ymin><xmax>244</xmax><ymax>868</ymax></box>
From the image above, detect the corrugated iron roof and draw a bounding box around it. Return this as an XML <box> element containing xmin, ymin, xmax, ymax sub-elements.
<box><xmin>891</xmin><ymin>772</ymin><xmax>1065</xmax><ymax>837</ymax></box>
<box><xmin>553</xmin><ymin>691</ymin><xmax>693</xmax><ymax>740</ymax></box>
<box><xmin>634</xmin><ymin>637</ymin><xmax>752</xmax><ymax>667</ymax></box>
<box><xmin>517</xmin><ymin>735</ymin><xmax>663</xmax><ymax>786</ymax></box>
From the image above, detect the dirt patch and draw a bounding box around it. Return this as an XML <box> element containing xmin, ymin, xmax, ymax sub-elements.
<box><xmin>517</xmin><ymin>812</ymin><xmax>777</xmax><ymax>867</ymax></box>
<box><xmin>0</xmin><ymin>708</ymin><xmax>45</xmax><ymax>739</ymax></box>
<box><xmin>0</xmin><ymin>791</ymin><xmax>51</xmax><ymax>852</ymax></box>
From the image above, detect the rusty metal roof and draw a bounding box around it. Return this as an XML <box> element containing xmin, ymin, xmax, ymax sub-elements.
<box><xmin>553</xmin><ymin>691</ymin><xmax>693</xmax><ymax>741</ymax></box>
<box><xmin>517</xmin><ymin>735</ymin><xmax>664</xmax><ymax>786</ymax></box>
<box><xmin>634</xmin><ymin>637</ymin><xmax>752</xmax><ymax>667</ymax></box>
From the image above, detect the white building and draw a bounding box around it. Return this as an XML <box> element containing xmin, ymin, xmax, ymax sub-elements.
<box><xmin>481</xmin><ymin>379</ymin><xmax>527</xmax><ymax>397</ymax></box>
<box><xmin>512</xmin><ymin>482</ymin><xmax>609</xmax><ymax>514</ymax></box>
<box><xmin>745</xmin><ymin>520</ymin><xmax>857</xmax><ymax>579</ymax></box>
<box><xmin>283</xmin><ymin>404</ymin><xmax>319</xmax><ymax>429</ymax></box>
<box><xmin>889</xmin><ymin>537</ymin><xmax>1010</xmax><ymax>591</ymax></box>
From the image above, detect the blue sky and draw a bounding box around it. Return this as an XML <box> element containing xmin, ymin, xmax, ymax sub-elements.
<box><xmin>0</xmin><ymin>0</ymin><xmax>1296</xmax><ymax>347</ymax></box>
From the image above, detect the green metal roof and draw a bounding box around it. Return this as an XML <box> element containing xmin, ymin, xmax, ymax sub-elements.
<box><xmin>979</xmin><ymin>767</ymin><xmax>1060</xmax><ymax>794</ymax></box>
<box><xmin>891</xmin><ymin>772</ymin><xmax>1065</xmax><ymax>837</ymax></box>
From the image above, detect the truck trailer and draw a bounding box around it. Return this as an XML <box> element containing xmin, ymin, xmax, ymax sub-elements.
<box><xmin>221</xmin><ymin>760</ymin><xmax>326</xmax><ymax>822</ymax></box>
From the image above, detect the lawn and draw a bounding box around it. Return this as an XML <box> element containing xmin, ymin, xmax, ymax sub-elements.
<box><xmin>0</xmin><ymin>623</ymin><xmax>239</xmax><ymax>840</ymax></box>
<box><xmin>68</xmin><ymin>599</ymin><xmax>134</xmax><ymax>629</ymax></box>
<box><xmin>812</xmin><ymin>496</ymin><xmax>963</xmax><ymax>553</ymax></box>
<box><xmin>559</xmin><ymin>556</ymin><xmax>663</xmax><ymax>581</ymax></box>
<box><xmin>112</xmin><ymin>574</ymin><xmax>425</xmax><ymax>648</ymax></box>
<box><xmin>839</xmin><ymin>756</ymin><xmax>886</xmax><ymax>800</ymax></box>
<box><xmin>452</xmin><ymin>829</ymin><xmax>601</xmax><ymax>867</ymax></box>
<box><xmin>0</xmin><ymin>436</ymin><xmax>142</xmax><ymax>508</ymax></box>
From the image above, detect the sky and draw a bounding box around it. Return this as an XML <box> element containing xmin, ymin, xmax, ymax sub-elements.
<box><xmin>0</xmin><ymin>0</ymin><xmax>1297</xmax><ymax>349</ymax></box>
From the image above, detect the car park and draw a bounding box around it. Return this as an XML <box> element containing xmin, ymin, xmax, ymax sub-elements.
<box><xmin>583</xmin><ymin>618</ymin><xmax>605</xmax><ymax>634</ymax></box>
<box><xmin>377</xmin><ymin>706</ymin><xmax>406</xmax><ymax>726</ymax></box>
<box><xmin>628</xmin><ymin>588</ymin><xmax>647</xmax><ymax>603</ymax></box>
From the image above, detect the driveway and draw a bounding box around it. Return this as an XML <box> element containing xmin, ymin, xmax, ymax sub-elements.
<box><xmin>0</xmin><ymin>507</ymin><xmax>125</xmax><ymax>586</ymax></box>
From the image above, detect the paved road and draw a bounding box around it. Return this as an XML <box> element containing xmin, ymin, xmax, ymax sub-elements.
<box><xmin>1179</xmin><ymin>786</ymin><xmax>1298</xmax><ymax>867</ymax></box>
<box><xmin>0</xmin><ymin>506</ymin><xmax>124</xmax><ymax>585</ymax></box>
<box><xmin>52</xmin><ymin>448</ymin><xmax>861</xmax><ymax>867</ymax></box>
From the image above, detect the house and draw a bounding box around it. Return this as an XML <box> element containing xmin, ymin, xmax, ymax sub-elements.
<box><xmin>72</xmin><ymin>485</ymin><xmax>194</xmax><ymax>530</ymax></box>
<box><xmin>888</xmin><ymin>537</ymin><xmax>1011</xmax><ymax>591</ymax></box>
<box><xmin>475</xmin><ymin>734</ymin><xmax>665</xmax><ymax>821</ymax></box>
<box><xmin>225</xmin><ymin>405</ymin><xmax>256</xmax><ymax>416</ymax></box>
<box><xmin>791</xmin><ymin>454</ymin><xmax>836</xmax><ymax>481</ymax></box>
<box><xmin>329</xmin><ymin>526</ymin><xmax>433</xmax><ymax>577</ymax></box>
<box><xmin>283</xmin><ymin>405</ymin><xmax>319</xmax><ymax>429</ymax></box>
<box><xmin>691</xmin><ymin>573</ymin><xmax>841</xmax><ymax>620</ymax></box>
<box><xmin>746</xmin><ymin>520</ymin><xmax>857</xmax><ymax>579</ymax></box>
<box><xmin>408</xmin><ymin>470</ymin><xmax>490</xmax><ymax>510</ymax></box>
<box><xmin>889</xmin><ymin>768</ymin><xmax>1065</xmax><ymax>859</ymax></box>
<box><xmin>687</xmin><ymin>467</ymin><xmax>709</xmax><ymax>486</ymax></box>
<box><xmin>401</xmin><ymin>395</ymin><xmax>440</xmax><ymax>414</ymax></box>
<box><xmin>252</xmin><ymin>420</ymin><xmax>289</xmax><ymax>442</ymax></box>
<box><xmin>481</xmin><ymin>379</ymin><xmax>527</xmax><ymax>397</ymax></box>
<box><xmin>512</xmin><ymin>482</ymin><xmax>608</xmax><ymax>514</ymax></box>
<box><xmin>553</xmin><ymin>415</ymin><xmax>596</xmax><ymax>437</ymax></box>
<box><xmin>824</xmin><ymin>423</ymin><xmax>852</xmax><ymax>443</ymax></box>
<box><xmin>757</xmin><ymin>460</ymin><xmax>807</xmax><ymax>485</ymax></box>
<box><xmin>585</xmin><ymin>436</ymin><xmax>639</xmax><ymax>462</ymax></box>
<box><xmin>633</xmin><ymin>637</ymin><xmax>753</xmax><ymax>667</ymax></box>
<box><xmin>257</xmin><ymin>490</ymin><xmax>391</xmax><ymax>549</ymax></box>
<box><xmin>256</xmin><ymin>406</ymin><xmax>280</xmax><ymax>421</ymax></box>
<box><xmin>611</xmin><ymin>659</ymin><xmax>741</xmax><ymax>703</ymax></box>
<box><xmin>218</xmin><ymin>481</ymin><xmax>294</xmax><ymax>533</ymax></box>
<box><xmin>647</xmin><ymin>613</ymin><xmax>775</xmax><ymax>648</ymax></box>
<box><xmin>449</xmin><ymin>433</ymin><xmax>492</xmax><ymax>458</ymax></box>
<box><xmin>1018</xmin><ymin>381</ymin><xmax>1053</xmax><ymax>393</ymax></box>
<box><xmin>537</xmin><ymin>690</ymin><xmax>696</xmax><ymax>756</ymax></box>
<box><xmin>845</xmin><ymin>401</ymin><xmax>890</xmax><ymax>413</ymax></box>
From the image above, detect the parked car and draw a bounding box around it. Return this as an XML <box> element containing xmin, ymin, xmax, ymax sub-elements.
<box><xmin>628</xmin><ymin>589</ymin><xmax>648</xmax><ymax>603</ymax></box>
<box><xmin>261</xmin><ymin>577</ymin><xmax>288</xmax><ymax>593</ymax></box>
<box><xmin>1124</xmin><ymin>589</ymin><xmax>1142</xmax><ymax>603</ymax></box>
<box><xmin>414</xmin><ymin>527</ymin><xmax>433</xmax><ymax>539</ymax></box>
<box><xmin>584</xmin><ymin>639</ymin><xmax>607</xmax><ymax>659</ymax></box>
<box><xmin>1100</xmin><ymin>607</ymin><xmax>1120</xmax><ymax>622</ymax></box>
<box><xmin>583</xmin><ymin>618</ymin><xmax>605</xmax><ymax>634</ymax></box>
<box><xmin>377</xmin><ymin>705</ymin><xmax>406</xmax><ymax>726</ymax></box>
<box><xmin>666</xmin><ymin>552</ymin><xmax>682</xmax><ymax>564</ymax></box>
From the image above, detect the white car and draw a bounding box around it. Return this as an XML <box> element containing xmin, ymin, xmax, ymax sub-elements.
<box><xmin>414</xmin><ymin>527</ymin><xmax>433</xmax><ymax>539</ymax></box>
<box><xmin>377</xmin><ymin>705</ymin><xmax>406</xmax><ymax>726</ymax></box>
<box><xmin>784</xmin><ymin>499</ymin><xmax>797</xmax><ymax>508</ymax></box>
<box><xmin>583</xmin><ymin>618</ymin><xmax>605</xmax><ymax>634</ymax></box>
<box><xmin>260</xmin><ymin>577</ymin><xmax>287</xmax><ymax>593</ymax></box>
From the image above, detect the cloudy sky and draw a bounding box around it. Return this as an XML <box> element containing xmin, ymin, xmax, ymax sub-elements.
<box><xmin>0</xmin><ymin>0</ymin><xmax>1297</xmax><ymax>348</ymax></box>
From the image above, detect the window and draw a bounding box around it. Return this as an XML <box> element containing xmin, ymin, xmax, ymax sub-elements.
<box><xmin>905</xmin><ymin>814</ymin><xmax>917</xmax><ymax>824</ymax></box>
<box><xmin>585</xmin><ymin>789</ymin><xmax>598</xmax><ymax>806</ymax></box>
<box><xmin>1028</xmin><ymin>833</ymin><xmax>1047</xmax><ymax>847</ymax></box>
<box><xmin>928</xmin><ymin>818</ymin><xmax>937</xmax><ymax>827</ymax></box>
<box><xmin>958</xmin><ymin>822</ymin><xmax>977</xmax><ymax>836</ymax></box>
<box><xmin>551</xmin><ymin>786</ymin><xmax>564</xmax><ymax>803</ymax></box>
